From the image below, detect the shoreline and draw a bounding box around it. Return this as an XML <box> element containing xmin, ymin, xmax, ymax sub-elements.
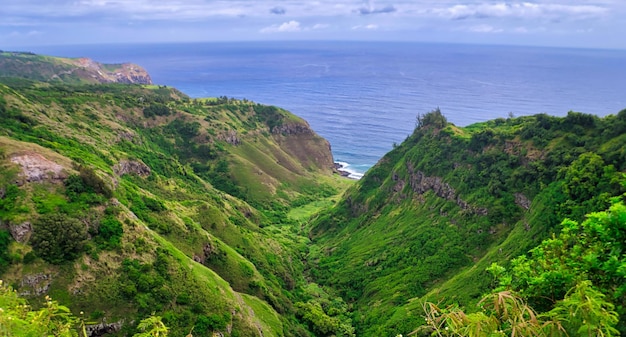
<box><xmin>334</xmin><ymin>162</ymin><xmax>362</xmax><ymax>180</ymax></box>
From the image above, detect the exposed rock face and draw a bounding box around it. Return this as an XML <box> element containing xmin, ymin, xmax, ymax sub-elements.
<box><xmin>9</xmin><ymin>221</ymin><xmax>32</xmax><ymax>243</ymax></box>
<box><xmin>272</xmin><ymin>121</ymin><xmax>335</xmax><ymax>172</ymax></box>
<box><xmin>20</xmin><ymin>273</ymin><xmax>52</xmax><ymax>296</ymax></box>
<box><xmin>515</xmin><ymin>193</ymin><xmax>531</xmax><ymax>210</ymax></box>
<box><xmin>0</xmin><ymin>52</ymin><xmax>152</xmax><ymax>85</ymax></box>
<box><xmin>10</xmin><ymin>153</ymin><xmax>67</xmax><ymax>183</ymax></box>
<box><xmin>113</xmin><ymin>160</ymin><xmax>151</xmax><ymax>176</ymax></box>
<box><xmin>271</xmin><ymin>122</ymin><xmax>314</xmax><ymax>136</ymax></box>
<box><xmin>73</xmin><ymin>58</ymin><xmax>152</xmax><ymax>84</ymax></box>
<box><xmin>85</xmin><ymin>321</ymin><xmax>123</xmax><ymax>337</ymax></box>
<box><xmin>194</xmin><ymin>242</ymin><xmax>217</xmax><ymax>263</ymax></box>
<box><xmin>405</xmin><ymin>162</ymin><xmax>488</xmax><ymax>215</ymax></box>
<box><xmin>116</xmin><ymin>130</ymin><xmax>138</xmax><ymax>143</ymax></box>
<box><xmin>218</xmin><ymin>130</ymin><xmax>241</xmax><ymax>145</ymax></box>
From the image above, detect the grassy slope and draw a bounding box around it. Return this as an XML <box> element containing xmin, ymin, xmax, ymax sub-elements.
<box><xmin>308</xmin><ymin>111</ymin><xmax>626</xmax><ymax>335</ymax></box>
<box><xmin>0</xmin><ymin>52</ymin><xmax>148</xmax><ymax>84</ymax></box>
<box><xmin>0</xmin><ymin>79</ymin><xmax>344</xmax><ymax>336</ymax></box>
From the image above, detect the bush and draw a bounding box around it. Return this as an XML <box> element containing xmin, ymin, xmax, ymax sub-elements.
<box><xmin>30</xmin><ymin>213</ymin><xmax>88</xmax><ymax>264</ymax></box>
<box><xmin>97</xmin><ymin>216</ymin><xmax>123</xmax><ymax>249</ymax></box>
<box><xmin>0</xmin><ymin>230</ymin><xmax>12</xmax><ymax>271</ymax></box>
<box><xmin>143</xmin><ymin>104</ymin><xmax>171</xmax><ymax>118</ymax></box>
<box><xmin>65</xmin><ymin>165</ymin><xmax>112</xmax><ymax>202</ymax></box>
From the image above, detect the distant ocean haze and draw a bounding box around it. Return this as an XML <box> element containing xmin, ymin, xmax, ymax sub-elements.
<box><xmin>30</xmin><ymin>42</ymin><xmax>626</xmax><ymax>178</ymax></box>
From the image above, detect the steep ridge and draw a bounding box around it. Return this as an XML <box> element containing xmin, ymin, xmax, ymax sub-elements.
<box><xmin>308</xmin><ymin>109</ymin><xmax>626</xmax><ymax>335</ymax></box>
<box><xmin>0</xmin><ymin>51</ymin><xmax>152</xmax><ymax>84</ymax></box>
<box><xmin>0</xmin><ymin>60</ymin><xmax>343</xmax><ymax>336</ymax></box>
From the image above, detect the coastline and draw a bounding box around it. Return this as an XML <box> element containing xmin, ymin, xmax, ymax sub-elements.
<box><xmin>334</xmin><ymin>162</ymin><xmax>363</xmax><ymax>180</ymax></box>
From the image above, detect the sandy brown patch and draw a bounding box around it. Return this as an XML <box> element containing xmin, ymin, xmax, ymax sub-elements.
<box><xmin>10</xmin><ymin>152</ymin><xmax>68</xmax><ymax>182</ymax></box>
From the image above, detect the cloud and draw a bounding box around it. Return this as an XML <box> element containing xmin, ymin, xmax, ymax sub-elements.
<box><xmin>358</xmin><ymin>5</ymin><xmax>396</xmax><ymax>15</ymax></box>
<box><xmin>352</xmin><ymin>24</ymin><xmax>379</xmax><ymax>30</ymax></box>
<box><xmin>260</xmin><ymin>20</ymin><xmax>301</xmax><ymax>33</ymax></box>
<box><xmin>434</xmin><ymin>2</ymin><xmax>609</xmax><ymax>21</ymax></box>
<box><xmin>468</xmin><ymin>24</ymin><xmax>503</xmax><ymax>33</ymax></box>
<box><xmin>270</xmin><ymin>7</ymin><xmax>286</xmax><ymax>15</ymax></box>
<box><xmin>312</xmin><ymin>23</ymin><xmax>330</xmax><ymax>30</ymax></box>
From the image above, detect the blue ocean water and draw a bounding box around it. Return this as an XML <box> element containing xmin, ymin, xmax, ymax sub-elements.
<box><xmin>29</xmin><ymin>42</ymin><xmax>626</xmax><ymax>178</ymax></box>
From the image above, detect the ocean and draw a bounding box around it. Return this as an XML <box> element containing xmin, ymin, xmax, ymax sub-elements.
<box><xmin>29</xmin><ymin>42</ymin><xmax>626</xmax><ymax>179</ymax></box>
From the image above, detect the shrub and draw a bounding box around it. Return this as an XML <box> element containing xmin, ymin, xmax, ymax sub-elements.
<box><xmin>30</xmin><ymin>213</ymin><xmax>88</xmax><ymax>264</ymax></box>
<box><xmin>97</xmin><ymin>216</ymin><xmax>123</xmax><ymax>249</ymax></box>
<box><xmin>143</xmin><ymin>104</ymin><xmax>171</xmax><ymax>118</ymax></box>
<box><xmin>0</xmin><ymin>230</ymin><xmax>12</xmax><ymax>271</ymax></box>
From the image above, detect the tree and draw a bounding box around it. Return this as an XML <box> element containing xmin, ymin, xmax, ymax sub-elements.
<box><xmin>30</xmin><ymin>213</ymin><xmax>88</xmax><ymax>264</ymax></box>
<box><xmin>415</xmin><ymin>108</ymin><xmax>447</xmax><ymax>130</ymax></box>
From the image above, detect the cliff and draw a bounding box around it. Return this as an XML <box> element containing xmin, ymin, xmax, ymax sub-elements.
<box><xmin>0</xmin><ymin>51</ymin><xmax>152</xmax><ymax>84</ymax></box>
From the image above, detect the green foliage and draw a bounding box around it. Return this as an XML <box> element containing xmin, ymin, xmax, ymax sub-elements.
<box><xmin>95</xmin><ymin>215</ymin><xmax>123</xmax><ymax>249</ymax></box>
<box><xmin>1</xmin><ymin>73</ymin><xmax>345</xmax><ymax>337</ymax></box>
<box><xmin>0</xmin><ymin>184</ymin><xmax>25</xmax><ymax>221</ymax></box>
<box><xmin>30</xmin><ymin>213</ymin><xmax>88</xmax><ymax>264</ymax></box>
<box><xmin>204</xmin><ymin>159</ymin><xmax>244</xmax><ymax>198</ymax></box>
<box><xmin>558</xmin><ymin>152</ymin><xmax>619</xmax><ymax>220</ymax></box>
<box><xmin>194</xmin><ymin>313</ymin><xmax>230</xmax><ymax>335</ymax></box>
<box><xmin>64</xmin><ymin>165</ymin><xmax>112</xmax><ymax>204</ymax></box>
<box><xmin>133</xmin><ymin>315</ymin><xmax>169</xmax><ymax>337</ymax></box>
<box><xmin>546</xmin><ymin>281</ymin><xmax>619</xmax><ymax>337</ymax></box>
<box><xmin>501</xmin><ymin>201</ymin><xmax>626</xmax><ymax>333</ymax></box>
<box><xmin>293</xmin><ymin>284</ymin><xmax>355</xmax><ymax>337</ymax></box>
<box><xmin>143</xmin><ymin>104</ymin><xmax>171</xmax><ymax>118</ymax></box>
<box><xmin>422</xmin><ymin>281</ymin><xmax>619</xmax><ymax>337</ymax></box>
<box><xmin>415</xmin><ymin>107</ymin><xmax>447</xmax><ymax>130</ymax></box>
<box><xmin>309</xmin><ymin>110</ymin><xmax>626</xmax><ymax>335</ymax></box>
<box><xmin>0</xmin><ymin>281</ymin><xmax>82</xmax><ymax>336</ymax></box>
<box><xmin>0</xmin><ymin>230</ymin><xmax>12</xmax><ymax>272</ymax></box>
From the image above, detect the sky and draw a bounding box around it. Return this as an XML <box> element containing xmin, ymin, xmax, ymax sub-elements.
<box><xmin>1</xmin><ymin>0</ymin><xmax>625</xmax><ymax>49</ymax></box>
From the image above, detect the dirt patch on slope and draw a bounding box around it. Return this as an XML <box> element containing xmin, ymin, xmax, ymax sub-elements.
<box><xmin>10</xmin><ymin>152</ymin><xmax>68</xmax><ymax>182</ymax></box>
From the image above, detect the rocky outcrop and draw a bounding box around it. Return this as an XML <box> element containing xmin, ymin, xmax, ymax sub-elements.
<box><xmin>19</xmin><ymin>273</ymin><xmax>52</xmax><ymax>296</ymax></box>
<box><xmin>515</xmin><ymin>193</ymin><xmax>531</xmax><ymax>210</ymax></box>
<box><xmin>218</xmin><ymin>130</ymin><xmax>241</xmax><ymax>145</ymax></box>
<box><xmin>405</xmin><ymin>162</ymin><xmax>488</xmax><ymax>215</ymax></box>
<box><xmin>271</xmin><ymin>122</ymin><xmax>314</xmax><ymax>136</ymax></box>
<box><xmin>113</xmin><ymin>160</ymin><xmax>151</xmax><ymax>177</ymax></box>
<box><xmin>71</xmin><ymin>58</ymin><xmax>152</xmax><ymax>84</ymax></box>
<box><xmin>10</xmin><ymin>153</ymin><xmax>67</xmax><ymax>183</ymax></box>
<box><xmin>194</xmin><ymin>241</ymin><xmax>217</xmax><ymax>263</ymax></box>
<box><xmin>9</xmin><ymin>221</ymin><xmax>31</xmax><ymax>243</ymax></box>
<box><xmin>0</xmin><ymin>52</ymin><xmax>152</xmax><ymax>85</ymax></box>
<box><xmin>85</xmin><ymin>321</ymin><xmax>123</xmax><ymax>337</ymax></box>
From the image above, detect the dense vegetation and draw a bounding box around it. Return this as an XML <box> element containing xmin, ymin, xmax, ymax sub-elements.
<box><xmin>0</xmin><ymin>71</ymin><xmax>347</xmax><ymax>336</ymax></box>
<box><xmin>1</xmin><ymin>55</ymin><xmax>625</xmax><ymax>337</ymax></box>
<box><xmin>308</xmin><ymin>108</ymin><xmax>626</xmax><ymax>335</ymax></box>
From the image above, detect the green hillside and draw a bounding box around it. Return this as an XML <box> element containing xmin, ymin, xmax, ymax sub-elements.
<box><xmin>0</xmin><ymin>51</ymin><xmax>152</xmax><ymax>84</ymax></box>
<box><xmin>0</xmin><ymin>70</ymin><xmax>351</xmax><ymax>336</ymax></box>
<box><xmin>1</xmin><ymin>54</ymin><xmax>625</xmax><ymax>337</ymax></box>
<box><xmin>308</xmin><ymin>109</ymin><xmax>626</xmax><ymax>335</ymax></box>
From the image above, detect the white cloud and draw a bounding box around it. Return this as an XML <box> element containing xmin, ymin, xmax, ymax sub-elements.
<box><xmin>352</xmin><ymin>24</ymin><xmax>379</xmax><ymax>30</ymax></box>
<box><xmin>468</xmin><ymin>24</ymin><xmax>503</xmax><ymax>33</ymax></box>
<box><xmin>260</xmin><ymin>20</ymin><xmax>302</xmax><ymax>33</ymax></box>
<box><xmin>312</xmin><ymin>23</ymin><xmax>330</xmax><ymax>30</ymax></box>
<box><xmin>1</xmin><ymin>0</ymin><xmax>625</xmax><ymax>48</ymax></box>
<box><xmin>433</xmin><ymin>2</ymin><xmax>609</xmax><ymax>21</ymax></box>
